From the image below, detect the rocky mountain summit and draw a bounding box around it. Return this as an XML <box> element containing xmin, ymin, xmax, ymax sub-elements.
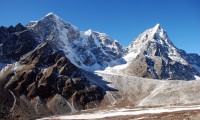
<box><xmin>27</xmin><ymin>13</ymin><xmax>123</xmax><ymax>71</ymax></box>
<box><xmin>103</xmin><ymin>24</ymin><xmax>200</xmax><ymax>80</ymax></box>
<box><xmin>126</xmin><ymin>24</ymin><xmax>200</xmax><ymax>80</ymax></box>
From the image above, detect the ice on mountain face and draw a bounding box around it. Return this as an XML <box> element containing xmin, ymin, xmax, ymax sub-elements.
<box><xmin>85</xmin><ymin>29</ymin><xmax>92</xmax><ymax>36</ymax></box>
<box><xmin>194</xmin><ymin>75</ymin><xmax>200</xmax><ymax>80</ymax></box>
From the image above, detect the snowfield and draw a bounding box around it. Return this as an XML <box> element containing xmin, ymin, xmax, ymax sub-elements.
<box><xmin>39</xmin><ymin>105</ymin><xmax>200</xmax><ymax>120</ymax></box>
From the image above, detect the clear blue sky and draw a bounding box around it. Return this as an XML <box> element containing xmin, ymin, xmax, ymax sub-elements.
<box><xmin>0</xmin><ymin>0</ymin><xmax>199</xmax><ymax>54</ymax></box>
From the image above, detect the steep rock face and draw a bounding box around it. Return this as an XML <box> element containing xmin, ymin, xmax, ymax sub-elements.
<box><xmin>180</xmin><ymin>51</ymin><xmax>200</xmax><ymax>73</ymax></box>
<box><xmin>0</xmin><ymin>42</ymin><xmax>104</xmax><ymax>119</ymax></box>
<box><xmin>124</xmin><ymin>24</ymin><xmax>200</xmax><ymax>80</ymax></box>
<box><xmin>0</xmin><ymin>23</ymin><xmax>37</xmax><ymax>61</ymax></box>
<box><xmin>0</xmin><ymin>23</ymin><xmax>37</xmax><ymax>69</ymax></box>
<box><xmin>27</xmin><ymin>13</ymin><xmax>123</xmax><ymax>71</ymax></box>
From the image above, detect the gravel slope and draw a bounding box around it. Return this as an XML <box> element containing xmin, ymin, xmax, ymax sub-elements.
<box><xmin>95</xmin><ymin>72</ymin><xmax>200</xmax><ymax>107</ymax></box>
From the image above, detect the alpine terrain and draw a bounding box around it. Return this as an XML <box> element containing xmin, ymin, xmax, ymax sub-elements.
<box><xmin>101</xmin><ymin>24</ymin><xmax>200</xmax><ymax>80</ymax></box>
<box><xmin>1</xmin><ymin>13</ymin><xmax>200</xmax><ymax>120</ymax></box>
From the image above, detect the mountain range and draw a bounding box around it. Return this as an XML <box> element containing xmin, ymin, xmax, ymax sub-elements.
<box><xmin>0</xmin><ymin>13</ymin><xmax>200</xmax><ymax>119</ymax></box>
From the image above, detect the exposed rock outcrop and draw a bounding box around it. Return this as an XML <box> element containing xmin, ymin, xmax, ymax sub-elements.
<box><xmin>0</xmin><ymin>42</ymin><xmax>104</xmax><ymax>119</ymax></box>
<box><xmin>0</xmin><ymin>23</ymin><xmax>37</xmax><ymax>61</ymax></box>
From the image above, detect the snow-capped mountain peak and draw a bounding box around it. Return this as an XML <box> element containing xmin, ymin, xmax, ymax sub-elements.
<box><xmin>154</xmin><ymin>23</ymin><xmax>160</xmax><ymax>28</ymax></box>
<box><xmin>135</xmin><ymin>24</ymin><xmax>166</xmax><ymax>43</ymax></box>
<box><xmin>44</xmin><ymin>12</ymin><xmax>58</xmax><ymax>18</ymax></box>
<box><xmin>26</xmin><ymin>13</ymin><xmax>123</xmax><ymax>71</ymax></box>
<box><xmin>27</xmin><ymin>12</ymin><xmax>78</xmax><ymax>31</ymax></box>
<box><xmin>152</xmin><ymin>24</ymin><xmax>166</xmax><ymax>37</ymax></box>
<box><xmin>101</xmin><ymin>24</ymin><xmax>200</xmax><ymax>80</ymax></box>
<box><xmin>25</xmin><ymin>14</ymin><xmax>200</xmax><ymax>79</ymax></box>
<box><xmin>128</xmin><ymin>24</ymin><xmax>186</xmax><ymax>63</ymax></box>
<box><xmin>42</xmin><ymin>12</ymin><xmax>76</xmax><ymax>28</ymax></box>
<box><xmin>153</xmin><ymin>23</ymin><xmax>161</xmax><ymax>30</ymax></box>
